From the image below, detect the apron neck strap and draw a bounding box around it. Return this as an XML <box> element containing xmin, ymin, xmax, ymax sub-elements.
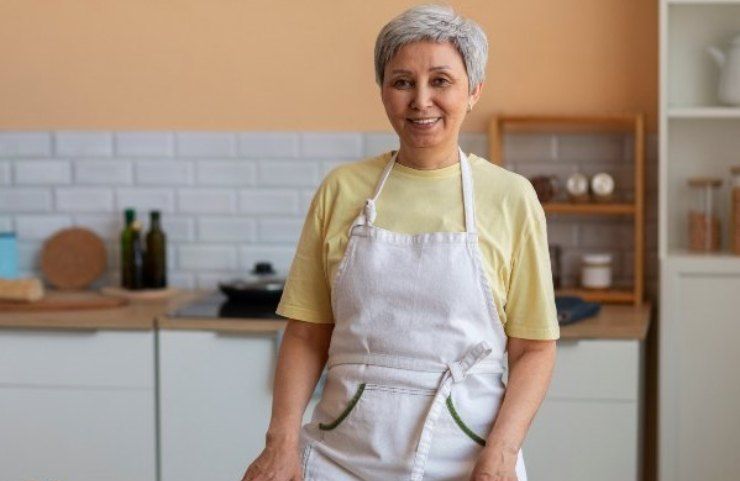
<box><xmin>359</xmin><ymin>147</ymin><xmax>477</xmax><ymax>234</ymax></box>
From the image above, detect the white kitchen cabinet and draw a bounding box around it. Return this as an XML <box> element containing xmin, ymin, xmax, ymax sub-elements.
<box><xmin>159</xmin><ymin>329</ymin><xmax>320</xmax><ymax>481</ymax></box>
<box><xmin>524</xmin><ymin>339</ymin><xmax>642</xmax><ymax>481</ymax></box>
<box><xmin>0</xmin><ymin>329</ymin><xmax>156</xmax><ymax>481</ymax></box>
<box><xmin>659</xmin><ymin>257</ymin><xmax>740</xmax><ymax>481</ymax></box>
<box><xmin>659</xmin><ymin>1</ymin><xmax>740</xmax><ymax>479</ymax></box>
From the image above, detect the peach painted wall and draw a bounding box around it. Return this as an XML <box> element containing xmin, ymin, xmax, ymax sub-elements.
<box><xmin>0</xmin><ymin>0</ymin><xmax>657</xmax><ymax>132</ymax></box>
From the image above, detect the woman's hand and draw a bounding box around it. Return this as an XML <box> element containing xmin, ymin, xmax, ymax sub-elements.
<box><xmin>469</xmin><ymin>443</ymin><xmax>519</xmax><ymax>481</ymax></box>
<box><xmin>241</xmin><ymin>438</ymin><xmax>302</xmax><ymax>481</ymax></box>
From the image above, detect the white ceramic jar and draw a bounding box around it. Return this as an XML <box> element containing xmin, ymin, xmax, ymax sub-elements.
<box><xmin>581</xmin><ymin>253</ymin><xmax>613</xmax><ymax>289</ymax></box>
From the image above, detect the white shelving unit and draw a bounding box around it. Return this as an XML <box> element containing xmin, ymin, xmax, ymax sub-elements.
<box><xmin>659</xmin><ymin>1</ymin><xmax>740</xmax><ymax>480</ymax></box>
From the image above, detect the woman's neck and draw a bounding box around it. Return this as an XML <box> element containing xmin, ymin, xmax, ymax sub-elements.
<box><xmin>396</xmin><ymin>143</ymin><xmax>459</xmax><ymax>170</ymax></box>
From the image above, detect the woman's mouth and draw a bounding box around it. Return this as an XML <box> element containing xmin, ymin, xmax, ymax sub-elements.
<box><xmin>407</xmin><ymin>117</ymin><xmax>441</xmax><ymax>129</ymax></box>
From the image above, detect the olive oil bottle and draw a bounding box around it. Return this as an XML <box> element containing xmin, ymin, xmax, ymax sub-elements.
<box><xmin>144</xmin><ymin>210</ymin><xmax>167</xmax><ymax>288</ymax></box>
<box><xmin>120</xmin><ymin>208</ymin><xmax>144</xmax><ymax>289</ymax></box>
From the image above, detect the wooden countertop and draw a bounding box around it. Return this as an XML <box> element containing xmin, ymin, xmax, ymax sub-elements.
<box><xmin>0</xmin><ymin>289</ymin><xmax>651</xmax><ymax>340</ymax></box>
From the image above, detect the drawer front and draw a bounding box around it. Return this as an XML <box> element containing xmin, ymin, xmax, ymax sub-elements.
<box><xmin>549</xmin><ymin>339</ymin><xmax>639</xmax><ymax>401</ymax></box>
<box><xmin>0</xmin><ymin>330</ymin><xmax>154</xmax><ymax>388</ymax></box>
<box><xmin>0</xmin><ymin>386</ymin><xmax>156</xmax><ymax>481</ymax></box>
<box><xmin>524</xmin><ymin>399</ymin><xmax>638</xmax><ymax>481</ymax></box>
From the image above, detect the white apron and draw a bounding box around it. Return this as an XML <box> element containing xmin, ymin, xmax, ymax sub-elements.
<box><xmin>299</xmin><ymin>149</ymin><xmax>527</xmax><ymax>481</ymax></box>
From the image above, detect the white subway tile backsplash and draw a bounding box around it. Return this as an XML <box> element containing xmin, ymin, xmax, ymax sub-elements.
<box><xmin>0</xmin><ymin>162</ymin><xmax>11</xmax><ymax>184</ymax></box>
<box><xmin>301</xmin><ymin>133</ymin><xmax>363</xmax><ymax>159</ymax></box>
<box><xmin>198</xmin><ymin>217</ymin><xmax>257</xmax><ymax>242</ymax></box>
<box><xmin>17</xmin><ymin>242</ymin><xmax>42</xmax><ymax>271</ymax></box>
<box><xmin>503</xmin><ymin>133</ymin><xmax>556</xmax><ymax>163</ymax></box>
<box><xmin>176</xmin><ymin>132</ymin><xmax>237</xmax><ymax>157</ymax></box>
<box><xmin>56</xmin><ymin>187</ymin><xmax>114</xmax><ymax>213</ymax></box>
<box><xmin>0</xmin><ymin>132</ymin><xmax>52</xmax><ymax>157</ymax></box>
<box><xmin>15</xmin><ymin>215</ymin><xmax>72</xmax><ymax>240</ymax></box>
<box><xmin>55</xmin><ymin>132</ymin><xmax>113</xmax><ymax>157</ymax></box>
<box><xmin>160</xmin><ymin>216</ymin><xmax>196</xmax><ymax>242</ymax></box>
<box><xmin>14</xmin><ymin>160</ymin><xmax>72</xmax><ymax>185</ymax></box>
<box><xmin>73</xmin><ymin>214</ymin><xmax>121</xmax><ymax>240</ymax></box>
<box><xmin>75</xmin><ymin>160</ymin><xmax>133</xmax><ymax>184</ymax></box>
<box><xmin>258</xmin><ymin>218</ymin><xmax>303</xmax><ymax>243</ymax></box>
<box><xmin>196</xmin><ymin>160</ymin><xmax>255</xmax><ymax>186</ymax></box>
<box><xmin>0</xmin><ymin>188</ymin><xmax>52</xmax><ymax>213</ymax></box>
<box><xmin>0</xmin><ymin>216</ymin><xmax>12</xmax><ymax>231</ymax></box>
<box><xmin>557</xmin><ymin>133</ymin><xmax>625</xmax><ymax>162</ymax></box>
<box><xmin>116</xmin><ymin>188</ymin><xmax>175</xmax><ymax>213</ymax></box>
<box><xmin>546</xmin><ymin>221</ymin><xmax>580</xmax><ymax>247</ymax></box>
<box><xmin>167</xmin><ymin>271</ymin><xmax>196</xmax><ymax>289</ymax></box>
<box><xmin>0</xmin><ymin>129</ymin><xmax>658</xmax><ymax>286</ymax></box>
<box><xmin>579</xmin><ymin>221</ymin><xmax>634</xmax><ymax>249</ymax></box>
<box><xmin>179</xmin><ymin>245</ymin><xmax>238</xmax><ymax>270</ymax></box>
<box><xmin>238</xmin><ymin>190</ymin><xmax>300</xmax><ymax>215</ymax></box>
<box><xmin>299</xmin><ymin>190</ymin><xmax>316</xmax><ymax>215</ymax></box>
<box><xmin>238</xmin><ymin>132</ymin><xmax>300</xmax><ymax>158</ymax></box>
<box><xmin>177</xmin><ymin>189</ymin><xmax>237</xmax><ymax>214</ymax></box>
<box><xmin>321</xmin><ymin>160</ymin><xmax>353</xmax><ymax>177</ymax></box>
<box><xmin>258</xmin><ymin>160</ymin><xmax>320</xmax><ymax>187</ymax></box>
<box><xmin>115</xmin><ymin>132</ymin><xmax>174</xmax><ymax>157</ymax></box>
<box><xmin>459</xmin><ymin>133</ymin><xmax>488</xmax><ymax>159</ymax></box>
<box><xmin>239</xmin><ymin>245</ymin><xmax>296</xmax><ymax>272</ymax></box>
<box><xmin>364</xmin><ymin>133</ymin><xmax>398</xmax><ymax>157</ymax></box>
<box><xmin>136</xmin><ymin>160</ymin><xmax>193</xmax><ymax>185</ymax></box>
<box><xmin>196</xmin><ymin>272</ymin><xmax>240</xmax><ymax>290</ymax></box>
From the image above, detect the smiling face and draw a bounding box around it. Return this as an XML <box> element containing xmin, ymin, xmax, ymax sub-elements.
<box><xmin>381</xmin><ymin>41</ymin><xmax>482</xmax><ymax>154</ymax></box>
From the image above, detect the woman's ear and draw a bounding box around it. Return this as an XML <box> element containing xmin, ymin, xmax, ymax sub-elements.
<box><xmin>469</xmin><ymin>82</ymin><xmax>484</xmax><ymax>110</ymax></box>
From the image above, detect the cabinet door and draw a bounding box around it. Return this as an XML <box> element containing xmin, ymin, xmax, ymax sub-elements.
<box><xmin>523</xmin><ymin>340</ymin><xmax>640</xmax><ymax>481</ymax></box>
<box><xmin>159</xmin><ymin>330</ymin><xmax>277</xmax><ymax>481</ymax></box>
<box><xmin>525</xmin><ymin>400</ymin><xmax>638</xmax><ymax>481</ymax></box>
<box><xmin>0</xmin><ymin>330</ymin><xmax>156</xmax><ymax>481</ymax></box>
<box><xmin>0</xmin><ymin>386</ymin><xmax>156</xmax><ymax>481</ymax></box>
<box><xmin>660</xmin><ymin>260</ymin><xmax>740</xmax><ymax>481</ymax></box>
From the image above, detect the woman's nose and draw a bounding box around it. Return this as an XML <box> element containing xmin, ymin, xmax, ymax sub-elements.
<box><xmin>410</xmin><ymin>84</ymin><xmax>434</xmax><ymax>110</ymax></box>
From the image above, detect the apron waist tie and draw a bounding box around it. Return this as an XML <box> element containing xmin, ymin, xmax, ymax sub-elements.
<box><xmin>326</xmin><ymin>342</ymin><xmax>499</xmax><ymax>481</ymax></box>
<box><xmin>409</xmin><ymin>341</ymin><xmax>494</xmax><ymax>481</ymax></box>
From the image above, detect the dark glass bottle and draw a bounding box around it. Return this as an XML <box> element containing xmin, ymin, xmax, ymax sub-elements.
<box><xmin>120</xmin><ymin>208</ymin><xmax>136</xmax><ymax>289</ymax></box>
<box><xmin>130</xmin><ymin>219</ymin><xmax>145</xmax><ymax>290</ymax></box>
<box><xmin>144</xmin><ymin>210</ymin><xmax>167</xmax><ymax>288</ymax></box>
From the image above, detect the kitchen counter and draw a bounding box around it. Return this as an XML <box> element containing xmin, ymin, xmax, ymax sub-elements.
<box><xmin>0</xmin><ymin>289</ymin><xmax>651</xmax><ymax>340</ymax></box>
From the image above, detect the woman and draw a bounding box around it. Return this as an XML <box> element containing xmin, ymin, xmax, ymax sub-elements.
<box><xmin>242</xmin><ymin>4</ymin><xmax>558</xmax><ymax>481</ymax></box>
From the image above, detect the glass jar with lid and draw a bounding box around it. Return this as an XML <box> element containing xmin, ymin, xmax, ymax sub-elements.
<box><xmin>731</xmin><ymin>166</ymin><xmax>740</xmax><ymax>255</ymax></box>
<box><xmin>687</xmin><ymin>177</ymin><xmax>722</xmax><ymax>252</ymax></box>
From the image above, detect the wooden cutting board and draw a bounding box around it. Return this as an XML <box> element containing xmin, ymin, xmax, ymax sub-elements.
<box><xmin>0</xmin><ymin>290</ymin><xmax>128</xmax><ymax>312</ymax></box>
<box><xmin>40</xmin><ymin>227</ymin><xmax>107</xmax><ymax>290</ymax></box>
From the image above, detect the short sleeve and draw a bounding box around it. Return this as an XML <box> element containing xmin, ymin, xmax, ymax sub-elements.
<box><xmin>503</xmin><ymin>183</ymin><xmax>560</xmax><ymax>340</ymax></box>
<box><xmin>275</xmin><ymin>183</ymin><xmax>334</xmax><ymax>324</ymax></box>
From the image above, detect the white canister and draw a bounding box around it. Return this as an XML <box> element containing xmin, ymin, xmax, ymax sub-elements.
<box><xmin>580</xmin><ymin>253</ymin><xmax>613</xmax><ymax>289</ymax></box>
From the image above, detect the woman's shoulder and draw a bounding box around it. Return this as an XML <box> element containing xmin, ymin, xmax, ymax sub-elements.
<box><xmin>468</xmin><ymin>153</ymin><xmax>539</xmax><ymax>206</ymax></box>
<box><xmin>320</xmin><ymin>152</ymin><xmax>391</xmax><ymax>193</ymax></box>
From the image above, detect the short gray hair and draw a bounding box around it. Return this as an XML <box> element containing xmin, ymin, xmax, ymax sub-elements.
<box><xmin>374</xmin><ymin>4</ymin><xmax>488</xmax><ymax>92</ymax></box>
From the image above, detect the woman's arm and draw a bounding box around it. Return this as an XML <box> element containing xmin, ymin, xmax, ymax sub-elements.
<box><xmin>241</xmin><ymin>319</ymin><xmax>333</xmax><ymax>481</ymax></box>
<box><xmin>471</xmin><ymin>337</ymin><xmax>556</xmax><ymax>480</ymax></box>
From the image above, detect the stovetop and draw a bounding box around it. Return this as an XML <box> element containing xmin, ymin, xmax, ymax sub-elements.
<box><xmin>168</xmin><ymin>292</ymin><xmax>282</xmax><ymax>320</ymax></box>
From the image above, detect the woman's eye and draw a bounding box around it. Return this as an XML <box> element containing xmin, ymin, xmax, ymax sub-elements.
<box><xmin>393</xmin><ymin>79</ymin><xmax>412</xmax><ymax>89</ymax></box>
<box><xmin>432</xmin><ymin>77</ymin><xmax>451</xmax><ymax>87</ymax></box>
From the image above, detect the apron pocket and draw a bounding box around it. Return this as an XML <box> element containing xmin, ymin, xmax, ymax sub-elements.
<box><xmin>445</xmin><ymin>395</ymin><xmax>487</xmax><ymax>447</ymax></box>
<box><xmin>318</xmin><ymin>382</ymin><xmax>366</xmax><ymax>431</ymax></box>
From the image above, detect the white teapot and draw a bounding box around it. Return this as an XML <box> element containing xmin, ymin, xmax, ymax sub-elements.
<box><xmin>707</xmin><ymin>34</ymin><xmax>740</xmax><ymax>106</ymax></box>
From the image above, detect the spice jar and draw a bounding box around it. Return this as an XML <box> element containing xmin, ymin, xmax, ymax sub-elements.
<box><xmin>581</xmin><ymin>253</ymin><xmax>613</xmax><ymax>290</ymax></box>
<box><xmin>732</xmin><ymin>166</ymin><xmax>740</xmax><ymax>255</ymax></box>
<box><xmin>687</xmin><ymin>177</ymin><xmax>722</xmax><ymax>252</ymax></box>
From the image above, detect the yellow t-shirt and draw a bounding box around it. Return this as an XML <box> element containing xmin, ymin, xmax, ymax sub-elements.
<box><xmin>276</xmin><ymin>151</ymin><xmax>560</xmax><ymax>341</ymax></box>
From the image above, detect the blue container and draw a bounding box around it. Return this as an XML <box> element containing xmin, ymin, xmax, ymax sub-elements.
<box><xmin>0</xmin><ymin>232</ymin><xmax>18</xmax><ymax>279</ymax></box>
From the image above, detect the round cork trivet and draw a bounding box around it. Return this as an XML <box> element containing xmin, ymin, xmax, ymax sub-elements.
<box><xmin>41</xmin><ymin>227</ymin><xmax>107</xmax><ymax>290</ymax></box>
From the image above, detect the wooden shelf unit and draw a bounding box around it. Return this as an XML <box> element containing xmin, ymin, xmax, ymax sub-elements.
<box><xmin>488</xmin><ymin>113</ymin><xmax>646</xmax><ymax>305</ymax></box>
